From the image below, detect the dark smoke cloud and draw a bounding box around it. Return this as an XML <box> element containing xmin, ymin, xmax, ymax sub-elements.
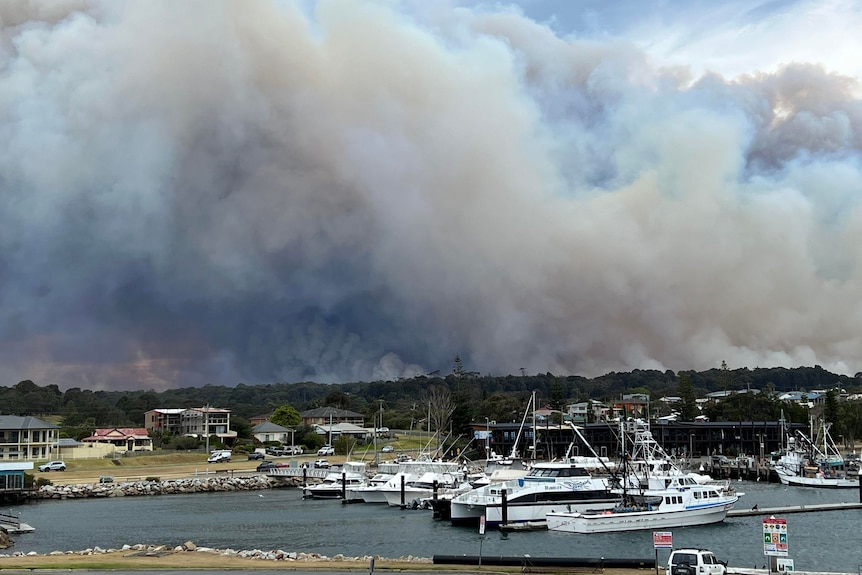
<box><xmin>1</xmin><ymin>1</ymin><xmax>861</xmax><ymax>390</ymax></box>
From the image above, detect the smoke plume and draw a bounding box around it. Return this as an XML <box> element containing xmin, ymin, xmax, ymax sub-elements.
<box><xmin>1</xmin><ymin>1</ymin><xmax>861</xmax><ymax>390</ymax></box>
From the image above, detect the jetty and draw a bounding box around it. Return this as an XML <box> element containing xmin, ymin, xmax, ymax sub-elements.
<box><xmin>0</xmin><ymin>511</ymin><xmax>34</xmax><ymax>534</ymax></box>
<box><xmin>728</xmin><ymin>501</ymin><xmax>862</xmax><ymax>517</ymax></box>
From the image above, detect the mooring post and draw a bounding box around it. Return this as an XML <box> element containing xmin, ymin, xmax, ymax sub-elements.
<box><xmin>400</xmin><ymin>474</ymin><xmax>406</xmax><ymax>507</ymax></box>
<box><xmin>501</xmin><ymin>488</ymin><xmax>508</xmax><ymax>526</ymax></box>
<box><xmin>342</xmin><ymin>471</ymin><xmax>347</xmax><ymax>500</ymax></box>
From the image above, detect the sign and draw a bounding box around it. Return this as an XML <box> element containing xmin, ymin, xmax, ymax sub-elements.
<box><xmin>653</xmin><ymin>532</ymin><xmax>673</xmax><ymax>549</ymax></box>
<box><xmin>777</xmin><ymin>558</ymin><xmax>794</xmax><ymax>572</ymax></box>
<box><xmin>479</xmin><ymin>514</ymin><xmax>486</xmax><ymax>535</ymax></box>
<box><xmin>763</xmin><ymin>517</ymin><xmax>788</xmax><ymax>556</ymax></box>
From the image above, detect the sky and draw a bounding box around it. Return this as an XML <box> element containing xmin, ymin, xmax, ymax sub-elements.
<box><xmin>1</xmin><ymin>0</ymin><xmax>861</xmax><ymax>391</ymax></box>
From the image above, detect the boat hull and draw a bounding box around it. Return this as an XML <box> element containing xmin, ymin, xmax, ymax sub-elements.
<box><xmin>778</xmin><ymin>471</ymin><xmax>858</xmax><ymax>488</ymax></box>
<box><xmin>546</xmin><ymin>502</ymin><xmax>735</xmax><ymax>534</ymax></box>
<box><xmin>450</xmin><ymin>488</ymin><xmax>618</xmax><ymax>526</ymax></box>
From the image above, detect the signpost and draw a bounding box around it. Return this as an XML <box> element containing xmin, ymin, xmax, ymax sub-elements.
<box><xmin>653</xmin><ymin>532</ymin><xmax>673</xmax><ymax>575</ymax></box>
<box><xmin>763</xmin><ymin>517</ymin><xmax>789</xmax><ymax>573</ymax></box>
<box><xmin>478</xmin><ymin>515</ymin><xmax>486</xmax><ymax>568</ymax></box>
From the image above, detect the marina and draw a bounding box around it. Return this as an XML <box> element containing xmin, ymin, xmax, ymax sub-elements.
<box><xmin>3</xmin><ymin>479</ymin><xmax>860</xmax><ymax>573</ymax></box>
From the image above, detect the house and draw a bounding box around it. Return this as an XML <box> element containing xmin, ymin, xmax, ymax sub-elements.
<box><xmin>144</xmin><ymin>407</ymin><xmax>237</xmax><ymax>444</ymax></box>
<box><xmin>313</xmin><ymin>422</ymin><xmax>370</xmax><ymax>442</ymax></box>
<box><xmin>611</xmin><ymin>394</ymin><xmax>650</xmax><ymax>420</ymax></box>
<box><xmin>0</xmin><ymin>461</ymin><xmax>34</xmax><ymax>503</ymax></box>
<box><xmin>566</xmin><ymin>400</ymin><xmax>608</xmax><ymax>423</ymax></box>
<box><xmin>252</xmin><ymin>421</ymin><xmax>294</xmax><ymax>445</ymax></box>
<box><xmin>777</xmin><ymin>391</ymin><xmax>824</xmax><ymax>408</ymax></box>
<box><xmin>81</xmin><ymin>428</ymin><xmax>153</xmax><ymax>452</ymax></box>
<box><xmin>0</xmin><ymin>416</ymin><xmax>60</xmax><ymax>461</ymax></box>
<box><xmin>300</xmin><ymin>407</ymin><xmax>365</xmax><ymax>427</ymax></box>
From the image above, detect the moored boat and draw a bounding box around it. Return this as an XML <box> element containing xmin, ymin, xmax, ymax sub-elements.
<box><xmin>546</xmin><ymin>479</ymin><xmax>739</xmax><ymax>533</ymax></box>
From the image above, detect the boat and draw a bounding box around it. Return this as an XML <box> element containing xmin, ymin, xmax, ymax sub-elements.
<box><xmin>351</xmin><ymin>458</ymin><xmax>465</xmax><ymax>505</ymax></box>
<box><xmin>546</xmin><ymin>468</ymin><xmax>739</xmax><ymax>533</ymax></box>
<box><xmin>381</xmin><ymin>470</ymin><xmax>470</xmax><ymax>507</ymax></box>
<box><xmin>772</xmin><ymin>416</ymin><xmax>858</xmax><ymax>489</ymax></box>
<box><xmin>620</xmin><ymin>419</ymin><xmax>713</xmax><ymax>489</ymax></box>
<box><xmin>344</xmin><ymin>468</ymin><xmax>396</xmax><ymax>502</ymax></box>
<box><xmin>449</xmin><ymin>424</ymin><xmax>619</xmax><ymax>527</ymax></box>
<box><xmin>303</xmin><ymin>461</ymin><xmax>367</xmax><ymax>499</ymax></box>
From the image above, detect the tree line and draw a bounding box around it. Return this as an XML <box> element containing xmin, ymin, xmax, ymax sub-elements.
<box><xmin>2</xmin><ymin>364</ymin><xmax>861</xmax><ymax>449</ymax></box>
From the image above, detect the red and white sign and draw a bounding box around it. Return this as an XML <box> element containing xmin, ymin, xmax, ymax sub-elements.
<box><xmin>763</xmin><ymin>517</ymin><xmax>788</xmax><ymax>556</ymax></box>
<box><xmin>653</xmin><ymin>531</ymin><xmax>673</xmax><ymax>549</ymax></box>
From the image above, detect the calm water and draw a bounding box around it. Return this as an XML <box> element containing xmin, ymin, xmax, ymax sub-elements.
<box><xmin>7</xmin><ymin>481</ymin><xmax>861</xmax><ymax>573</ymax></box>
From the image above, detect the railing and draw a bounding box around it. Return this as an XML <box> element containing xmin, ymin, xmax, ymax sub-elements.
<box><xmin>0</xmin><ymin>511</ymin><xmax>21</xmax><ymax>529</ymax></box>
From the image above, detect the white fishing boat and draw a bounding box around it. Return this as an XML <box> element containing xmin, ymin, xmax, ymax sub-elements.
<box><xmin>546</xmin><ymin>474</ymin><xmax>738</xmax><ymax>533</ymax></box>
<box><xmin>772</xmin><ymin>416</ymin><xmax>858</xmax><ymax>489</ymax></box>
<box><xmin>303</xmin><ymin>461</ymin><xmax>367</xmax><ymax>499</ymax></box>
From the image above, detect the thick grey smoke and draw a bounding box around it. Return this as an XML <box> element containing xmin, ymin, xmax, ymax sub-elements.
<box><xmin>1</xmin><ymin>1</ymin><xmax>861</xmax><ymax>390</ymax></box>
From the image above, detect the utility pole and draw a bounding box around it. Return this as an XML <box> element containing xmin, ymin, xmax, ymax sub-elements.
<box><xmin>204</xmin><ymin>404</ymin><xmax>210</xmax><ymax>454</ymax></box>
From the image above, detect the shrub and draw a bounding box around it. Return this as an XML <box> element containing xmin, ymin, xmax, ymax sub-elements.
<box><xmin>35</xmin><ymin>476</ymin><xmax>53</xmax><ymax>488</ymax></box>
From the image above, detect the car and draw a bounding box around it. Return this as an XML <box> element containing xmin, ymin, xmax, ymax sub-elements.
<box><xmin>376</xmin><ymin>427</ymin><xmax>390</xmax><ymax>434</ymax></box>
<box><xmin>247</xmin><ymin>451</ymin><xmax>265</xmax><ymax>460</ymax></box>
<box><xmin>256</xmin><ymin>461</ymin><xmax>277</xmax><ymax>472</ymax></box>
<box><xmin>314</xmin><ymin>459</ymin><xmax>331</xmax><ymax>469</ymax></box>
<box><xmin>381</xmin><ymin>445</ymin><xmax>394</xmax><ymax>453</ymax></box>
<box><xmin>317</xmin><ymin>445</ymin><xmax>335</xmax><ymax>456</ymax></box>
<box><xmin>38</xmin><ymin>460</ymin><xmax>66</xmax><ymax>472</ymax></box>
<box><xmin>207</xmin><ymin>450</ymin><xmax>232</xmax><ymax>463</ymax></box>
<box><xmin>668</xmin><ymin>548</ymin><xmax>727</xmax><ymax>575</ymax></box>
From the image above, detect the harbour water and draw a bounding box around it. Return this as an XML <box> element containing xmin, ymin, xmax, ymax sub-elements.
<box><xmin>6</xmin><ymin>480</ymin><xmax>860</xmax><ymax>573</ymax></box>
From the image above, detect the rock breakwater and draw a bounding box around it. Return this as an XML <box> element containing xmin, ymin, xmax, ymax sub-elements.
<box><xmin>0</xmin><ymin>541</ymin><xmax>432</xmax><ymax>564</ymax></box>
<box><xmin>34</xmin><ymin>474</ymin><xmax>305</xmax><ymax>499</ymax></box>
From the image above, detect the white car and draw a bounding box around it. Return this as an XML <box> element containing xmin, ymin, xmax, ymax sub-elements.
<box><xmin>207</xmin><ymin>450</ymin><xmax>232</xmax><ymax>463</ymax></box>
<box><xmin>317</xmin><ymin>445</ymin><xmax>335</xmax><ymax>456</ymax></box>
<box><xmin>381</xmin><ymin>445</ymin><xmax>394</xmax><ymax>453</ymax></box>
<box><xmin>38</xmin><ymin>460</ymin><xmax>66</xmax><ymax>472</ymax></box>
<box><xmin>668</xmin><ymin>548</ymin><xmax>727</xmax><ymax>575</ymax></box>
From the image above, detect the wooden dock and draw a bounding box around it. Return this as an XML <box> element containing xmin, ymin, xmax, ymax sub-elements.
<box><xmin>728</xmin><ymin>502</ymin><xmax>862</xmax><ymax>517</ymax></box>
<box><xmin>0</xmin><ymin>511</ymin><xmax>35</xmax><ymax>533</ymax></box>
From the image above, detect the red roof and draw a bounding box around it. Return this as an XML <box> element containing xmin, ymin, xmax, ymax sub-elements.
<box><xmin>82</xmin><ymin>427</ymin><xmax>150</xmax><ymax>441</ymax></box>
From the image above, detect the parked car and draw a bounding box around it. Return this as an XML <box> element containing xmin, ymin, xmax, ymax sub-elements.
<box><xmin>314</xmin><ymin>459</ymin><xmax>331</xmax><ymax>469</ymax></box>
<box><xmin>207</xmin><ymin>450</ymin><xmax>232</xmax><ymax>463</ymax></box>
<box><xmin>290</xmin><ymin>445</ymin><xmax>304</xmax><ymax>455</ymax></box>
<box><xmin>317</xmin><ymin>445</ymin><xmax>335</xmax><ymax>456</ymax></box>
<box><xmin>256</xmin><ymin>461</ymin><xmax>278</xmax><ymax>472</ymax></box>
<box><xmin>376</xmin><ymin>427</ymin><xmax>390</xmax><ymax>434</ymax></box>
<box><xmin>381</xmin><ymin>445</ymin><xmax>394</xmax><ymax>453</ymax></box>
<box><xmin>247</xmin><ymin>451</ymin><xmax>265</xmax><ymax>460</ymax></box>
<box><xmin>38</xmin><ymin>460</ymin><xmax>66</xmax><ymax>472</ymax></box>
<box><xmin>668</xmin><ymin>548</ymin><xmax>727</xmax><ymax>575</ymax></box>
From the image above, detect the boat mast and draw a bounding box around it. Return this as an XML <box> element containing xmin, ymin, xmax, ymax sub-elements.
<box><xmin>531</xmin><ymin>390</ymin><xmax>537</xmax><ymax>461</ymax></box>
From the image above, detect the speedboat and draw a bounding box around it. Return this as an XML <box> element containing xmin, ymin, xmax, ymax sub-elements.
<box><xmin>303</xmin><ymin>461</ymin><xmax>367</xmax><ymax>499</ymax></box>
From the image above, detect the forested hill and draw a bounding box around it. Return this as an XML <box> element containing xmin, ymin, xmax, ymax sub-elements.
<box><xmin>1</xmin><ymin>365</ymin><xmax>857</xmax><ymax>430</ymax></box>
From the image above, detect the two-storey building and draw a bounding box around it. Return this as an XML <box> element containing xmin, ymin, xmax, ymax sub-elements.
<box><xmin>0</xmin><ymin>416</ymin><xmax>60</xmax><ymax>461</ymax></box>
